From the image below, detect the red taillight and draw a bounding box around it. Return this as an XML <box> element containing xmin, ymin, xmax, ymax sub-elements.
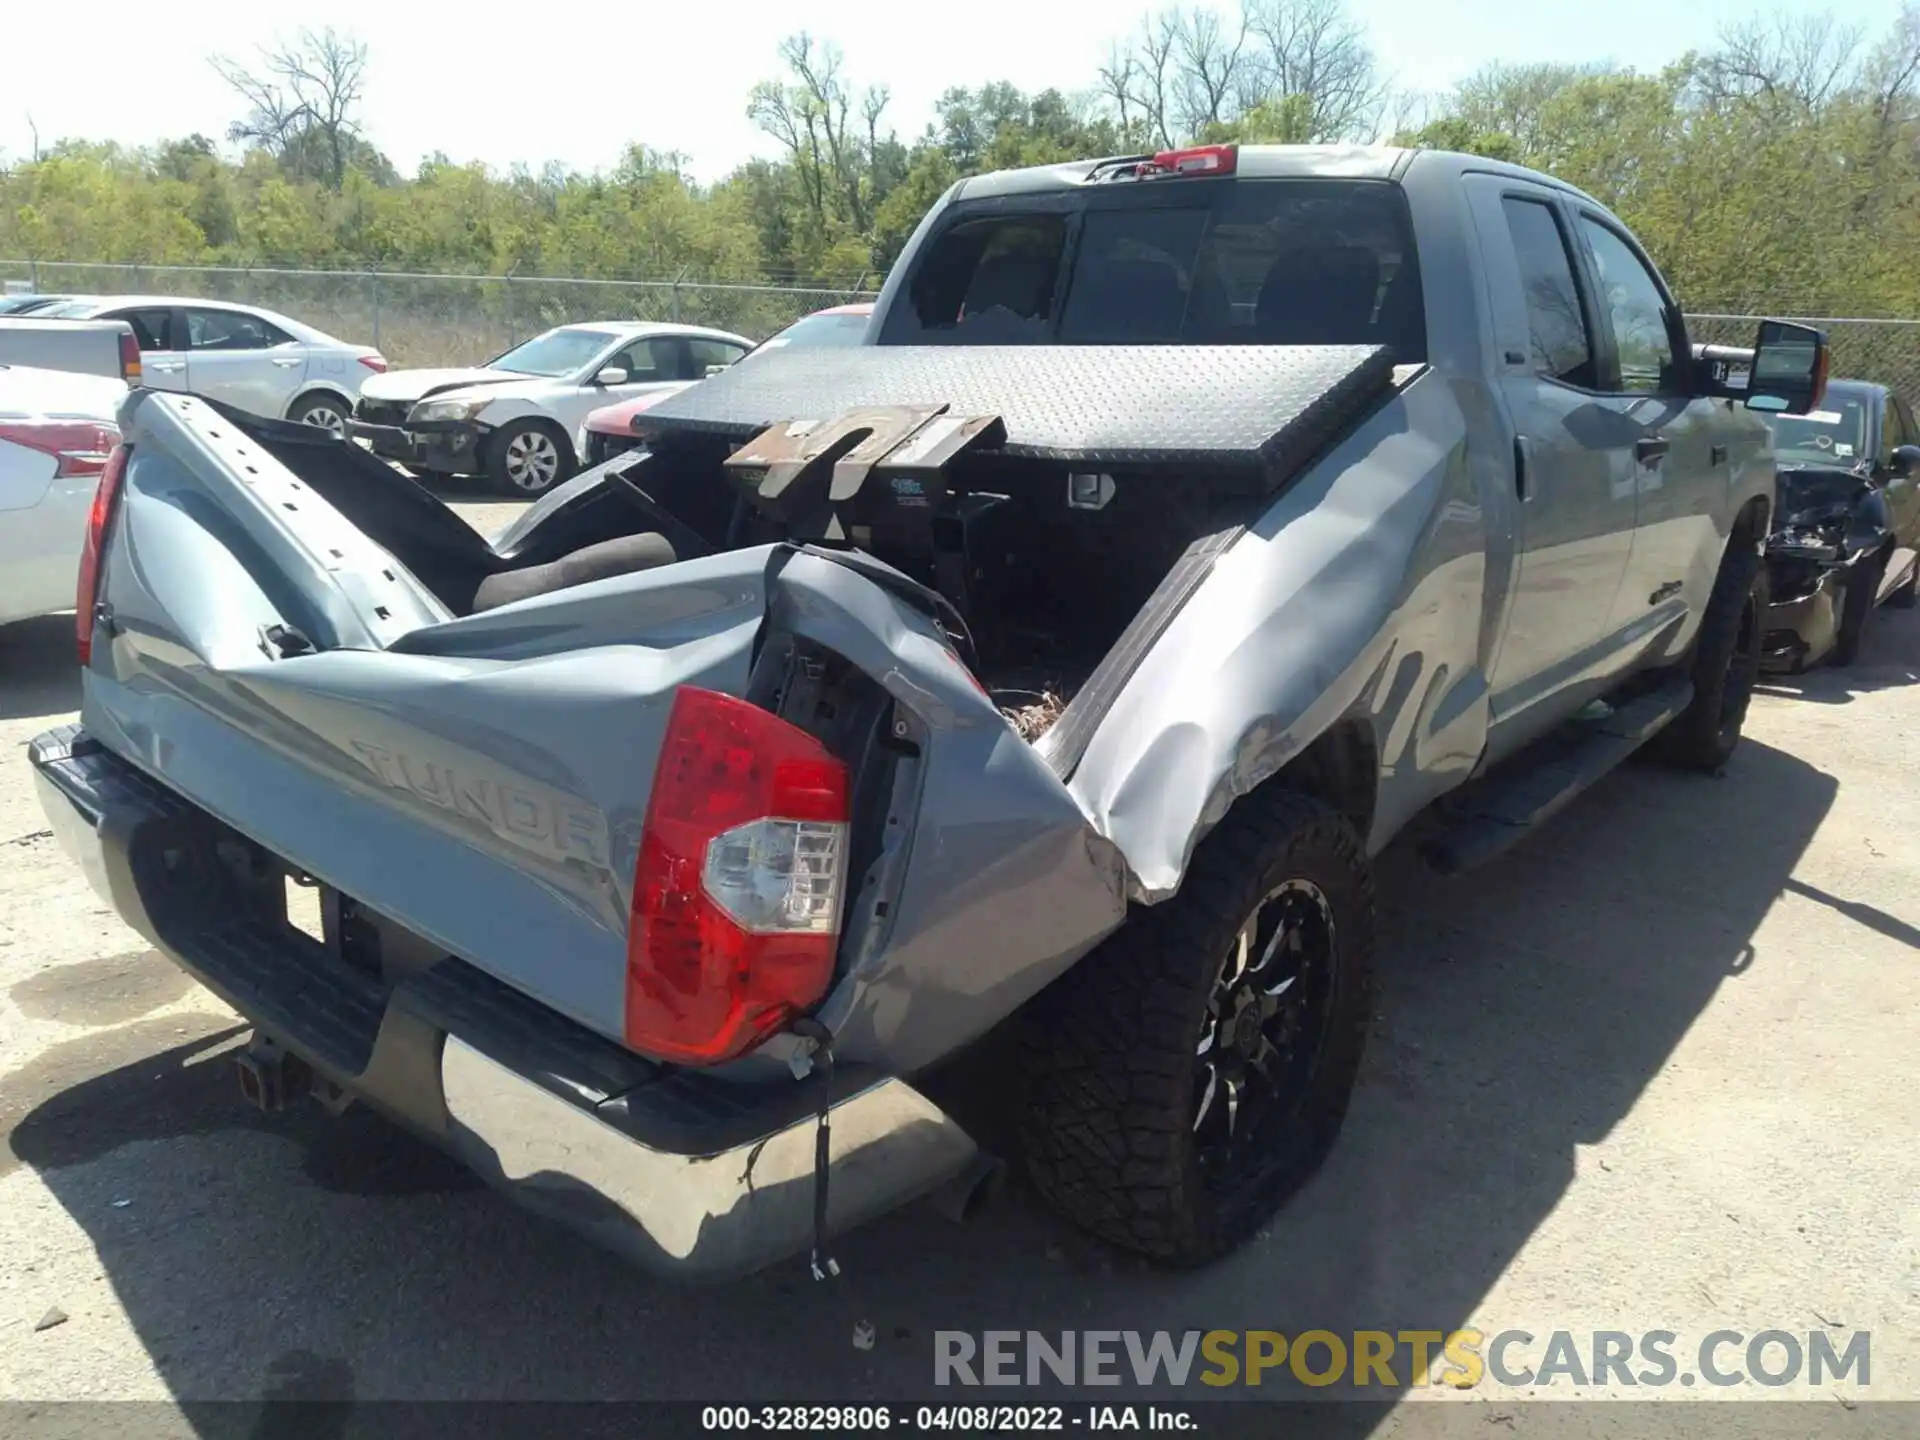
<box><xmin>75</xmin><ymin>443</ymin><xmax>130</xmax><ymax>666</ymax></box>
<box><xmin>0</xmin><ymin>420</ymin><xmax>119</xmax><ymax>478</ymax></box>
<box><xmin>627</xmin><ymin>686</ymin><xmax>850</xmax><ymax>1065</ymax></box>
<box><xmin>1145</xmin><ymin>143</ymin><xmax>1238</xmax><ymax>177</ymax></box>
<box><xmin>119</xmin><ymin>331</ymin><xmax>141</xmax><ymax>383</ymax></box>
<box><xmin>358</xmin><ymin>354</ymin><xmax>388</xmax><ymax>373</ymax></box>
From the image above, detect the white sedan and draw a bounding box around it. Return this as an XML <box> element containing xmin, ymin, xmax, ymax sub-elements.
<box><xmin>36</xmin><ymin>295</ymin><xmax>386</xmax><ymax>435</ymax></box>
<box><xmin>0</xmin><ymin>363</ymin><xmax>125</xmax><ymax>629</ymax></box>
<box><xmin>349</xmin><ymin>321</ymin><xmax>753</xmax><ymax>495</ymax></box>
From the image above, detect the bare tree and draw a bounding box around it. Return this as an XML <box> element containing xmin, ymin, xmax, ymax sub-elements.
<box><xmin>1242</xmin><ymin>0</ymin><xmax>1385</xmax><ymax>141</ymax></box>
<box><xmin>1095</xmin><ymin>43</ymin><xmax>1148</xmax><ymax>147</ymax></box>
<box><xmin>210</xmin><ymin>27</ymin><xmax>369</xmax><ymax>190</ymax></box>
<box><xmin>1170</xmin><ymin>7</ymin><xmax>1250</xmax><ymax>139</ymax></box>
<box><xmin>1695</xmin><ymin>12</ymin><xmax>1865</xmax><ymax>111</ymax></box>
<box><xmin>1447</xmin><ymin>62</ymin><xmax>1598</xmax><ymax>154</ymax></box>
<box><xmin>748</xmin><ymin>34</ymin><xmax>889</xmax><ymax>232</ymax></box>
<box><xmin>1106</xmin><ymin>0</ymin><xmax>1383</xmax><ymax>146</ymax></box>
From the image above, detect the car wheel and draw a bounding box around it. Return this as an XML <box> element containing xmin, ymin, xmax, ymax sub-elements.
<box><xmin>1018</xmin><ymin>789</ymin><xmax>1375</xmax><ymax>1266</ymax></box>
<box><xmin>290</xmin><ymin>394</ymin><xmax>349</xmax><ymax>437</ymax></box>
<box><xmin>1831</xmin><ymin>547</ymin><xmax>1888</xmax><ymax>667</ymax></box>
<box><xmin>1652</xmin><ymin>537</ymin><xmax>1767</xmax><ymax>770</ymax></box>
<box><xmin>487</xmin><ymin>421</ymin><xmax>573</xmax><ymax>497</ymax></box>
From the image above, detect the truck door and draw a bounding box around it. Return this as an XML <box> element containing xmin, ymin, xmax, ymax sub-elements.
<box><xmin>1463</xmin><ymin>177</ymin><xmax>1636</xmax><ymax>737</ymax></box>
<box><xmin>1570</xmin><ymin>214</ymin><xmax>1726</xmax><ymax>659</ymax></box>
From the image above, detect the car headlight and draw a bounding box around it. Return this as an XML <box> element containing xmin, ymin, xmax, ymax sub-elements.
<box><xmin>408</xmin><ymin>397</ymin><xmax>489</xmax><ymax>425</ymax></box>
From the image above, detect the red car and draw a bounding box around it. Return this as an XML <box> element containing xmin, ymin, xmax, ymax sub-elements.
<box><xmin>582</xmin><ymin>302</ymin><xmax>874</xmax><ymax>466</ymax></box>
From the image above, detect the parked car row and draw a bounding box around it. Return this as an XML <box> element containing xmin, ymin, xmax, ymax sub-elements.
<box><xmin>0</xmin><ymin>294</ymin><xmax>388</xmax><ymax>433</ymax></box>
<box><xmin>352</xmin><ymin>301</ymin><xmax>877</xmax><ymax>493</ymax></box>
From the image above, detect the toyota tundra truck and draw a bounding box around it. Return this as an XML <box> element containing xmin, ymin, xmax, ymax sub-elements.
<box><xmin>31</xmin><ymin>144</ymin><xmax>1826</xmax><ymax>1280</ymax></box>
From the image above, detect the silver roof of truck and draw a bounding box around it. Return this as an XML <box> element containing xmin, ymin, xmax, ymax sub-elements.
<box><xmin>952</xmin><ymin>144</ymin><xmax>1602</xmax><ymax>209</ymax></box>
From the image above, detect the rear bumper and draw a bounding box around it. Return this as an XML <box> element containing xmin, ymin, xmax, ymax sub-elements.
<box><xmin>30</xmin><ymin>725</ymin><xmax>977</xmax><ymax>1281</ymax></box>
<box><xmin>347</xmin><ymin>418</ymin><xmax>480</xmax><ymax>476</ymax></box>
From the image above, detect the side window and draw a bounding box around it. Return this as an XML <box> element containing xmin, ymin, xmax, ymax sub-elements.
<box><xmin>185</xmin><ymin>308</ymin><xmax>292</xmax><ymax>351</ymax></box>
<box><xmin>1500</xmin><ymin>198</ymin><xmax>1595</xmax><ymax>388</ymax></box>
<box><xmin>1882</xmin><ymin>394</ymin><xmax>1910</xmax><ymax>458</ymax></box>
<box><xmin>1577</xmin><ymin>218</ymin><xmax>1677</xmax><ymax>393</ymax></box>
<box><xmin>609</xmin><ymin>337</ymin><xmax>673</xmax><ymax>381</ymax></box>
<box><xmin>112</xmin><ymin>308</ymin><xmax>176</xmax><ymax>352</ymax></box>
<box><xmin>685</xmin><ymin>338</ymin><xmax>746</xmax><ymax>375</ymax></box>
<box><xmin>1896</xmin><ymin>396</ymin><xmax>1920</xmax><ymax>462</ymax></box>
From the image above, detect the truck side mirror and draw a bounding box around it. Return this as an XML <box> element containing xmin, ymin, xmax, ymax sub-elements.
<box><xmin>1745</xmin><ymin>320</ymin><xmax>1829</xmax><ymax>416</ymax></box>
<box><xmin>1891</xmin><ymin>444</ymin><xmax>1920</xmax><ymax>479</ymax></box>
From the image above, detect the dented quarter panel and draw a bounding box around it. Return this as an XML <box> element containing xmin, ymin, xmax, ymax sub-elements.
<box><xmin>761</xmin><ymin>552</ymin><xmax>1130</xmax><ymax>1074</ymax></box>
<box><xmin>1067</xmin><ymin>370</ymin><xmax>1494</xmax><ymax>900</ymax></box>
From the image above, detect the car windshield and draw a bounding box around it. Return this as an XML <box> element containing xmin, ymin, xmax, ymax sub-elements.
<box><xmin>757</xmin><ymin>311</ymin><xmax>871</xmax><ymax>351</ymax></box>
<box><xmin>880</xmin><ymin>178</ymin><xmax>1426</xmax><ymax>360</ymax></box>
<box><xmin>490</xmin><ymin>329</ymin><xmax>617</xmax><ymax>377</ymax></box>
<box><xmin>1763</xmin><ymin>399</ymin><xmax>1869</xmax><ymax>464</ymax></box>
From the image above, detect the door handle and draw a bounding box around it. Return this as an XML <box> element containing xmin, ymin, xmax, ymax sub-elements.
<box><xmin>149</xmin><ymin>361</ymin><xmax>183</xmax><ymax>373</ymax></box>
<box><xmin>1710</xmin><ymin>443</ymin><xmax>1728</xmax><ymax>466</ymax></box>
<box><xmin>1513</xmin><ymin>436</ymin><xmax>1531</xmax><ymax>501</ymax></box>
<box><xmin>1635</xmin><ymin>436</ymin><xmax>1671</xmax><ymax>466</ymax></box>
<box><xmin>271</xmin><ymin>357</ymin><xmax>303</xmax><ymax>368</ymax></box>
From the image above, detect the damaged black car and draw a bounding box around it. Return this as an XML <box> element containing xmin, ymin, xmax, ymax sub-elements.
<box><xmin>1760</xmin><ymin>378</ymin><xmax>1920</xmax><ymax>672</ymax></box>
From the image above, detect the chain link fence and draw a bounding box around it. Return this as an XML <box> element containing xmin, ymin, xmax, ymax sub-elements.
<box><xmin>0</xmin><ymin>260</ymin><xmax>878</xmax><ymax>367</ymax></box>
<box><xmin>9</xmin><ymin>262</ymin><xmax>1920</xmax><ymax>402</ymax></box>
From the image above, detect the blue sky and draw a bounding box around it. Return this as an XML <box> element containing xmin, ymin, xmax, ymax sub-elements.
<box><xmin>4</xmin><ymin>0</ymin><xmax>1910</xmax><ymax>182</ymax></box>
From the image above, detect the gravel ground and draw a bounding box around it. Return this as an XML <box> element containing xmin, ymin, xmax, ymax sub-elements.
<box><xmin>2</xmin><ymin>496</ymin><xmax>1917</xmax><ymax>1420</ymax></box>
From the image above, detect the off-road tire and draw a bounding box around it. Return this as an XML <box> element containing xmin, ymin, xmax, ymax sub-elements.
<box><xmin>1653</xmin><ymin>537</ymin><xmax>1767</xmax><ymax>770</ymax></box>
<box><xmin>1831</xmin><ymin>548</ymin><xmax>1887</xmax><ymax>667</ymax></box>
<box><xmin>486</xmin><ymin>419</ymin><xmax>574</xmax><ymax>497</ymax></box>
<box><xmin>1016</xmin><ymin>790</ymin><xmax>1375</xmax><ymax>1266</ymax></box>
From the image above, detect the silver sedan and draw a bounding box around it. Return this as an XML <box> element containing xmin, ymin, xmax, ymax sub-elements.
<box><xmin>35</xmin><ymin>295</ymin><xmax>387</xmax><ymax>434</ymax></box>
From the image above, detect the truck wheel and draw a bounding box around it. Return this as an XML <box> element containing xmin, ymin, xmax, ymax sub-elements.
<box><xmin>1830</xmin><ymin>548</ymin><xmax>1887</xmax><ymax>667</ymax></box>
<box><xmin>1017</xmin><ymin>790</ymin><xmax>1375</xmax><ymax>1265</ymax></box>
<box><xmin>487</xmin><ymin>420</ymin><xmax>573</xmax><ymax>497</ymax></box>
<box><xmin>1653</xmin><ymin>539</ymin><xmax>1767</xmax><ymax>771</ymax></box>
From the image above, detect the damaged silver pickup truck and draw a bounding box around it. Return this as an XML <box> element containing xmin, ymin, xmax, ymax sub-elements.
<box><xmin>32</xmin><ymin>144</ymin><xmax>1828</xmax><ymax>1281</ymax></box>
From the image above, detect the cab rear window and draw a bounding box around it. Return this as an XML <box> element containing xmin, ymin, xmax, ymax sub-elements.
<box><xmin>883</xmin><ymin>179</ymin><xmax>1426</xmax><ymax>361</ymax></box>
